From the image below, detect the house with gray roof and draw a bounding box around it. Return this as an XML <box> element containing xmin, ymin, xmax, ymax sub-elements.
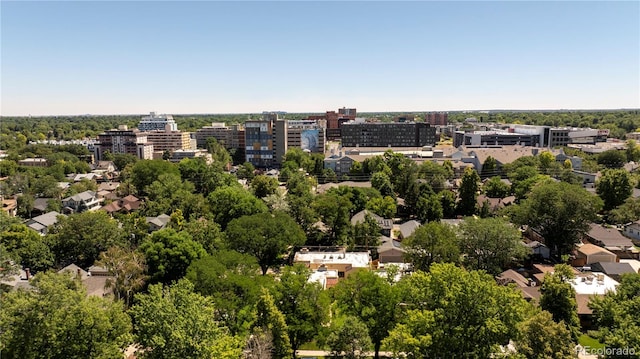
<box><xmin>62</xmin><ymin>190</ymin><xmax>101</xmax><ymax>213</ymax></box>
<box><xmin>26</xmin><ymin>211</ymin><xmax>63</xmax><ymax>235</ymax></box>
<box><xmin>146</xmin><ymin>214</ymin><xmax>171</xmax><ymax>232</ymax></box>
<box><xmin>351</xmin><ymin>210</ymin><xmax>393</xmax><ymax>236</ymax></box>
<box><xmin>397</xmin><ymin>220</ymin><xmax>421</xmax><ymax>240</ymax></box>
<box><xmin>377</xmin><ymin>236</ymin><xmax>406</xmax><ymax>263</ymax></box>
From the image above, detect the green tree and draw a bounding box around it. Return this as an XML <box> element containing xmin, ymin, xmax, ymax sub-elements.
<box><xmin>312</xmin><ymin>192</ymin><xmax>354</xmax><ymax>245</ymax></box>
<box><xmin>608</xmin><ymin>197</ymin><xmax>640</xmax><ymax>224</ymax></box>
<box><xmin>515</xmin><ymin>310</ymin><xmax>577</xmax><ymax>359</ymax></box>
<box><xmin>186</xmin><ymin>251</ymin><xmax>269</xmax><ymax>335</ymax></box>
<box><xmin>0</xmin><ymin>244</ymin><xmax>19</xmax><ymax>285</ymax></box>
<box><xmin>96</xmin><ymin>246</ymin><xmax>147</xmax><ymax>307</ymax></box>
<box><xmin>481</xmin><ymin>155</ymin><xmax>498</xmax><ymax>176</ymax></box>
<box><xmin>181</xmin><ymin>219</ymin><xmax>224</xmax><ymax>254</ymax></box>
<box><xmin>458</xmin><ymin>217</ymin><xmax>530</xmax><ymax>275</ymax></box>
<box><xmin>371</xmin><ymin>171</ymin><xmax>394</xmax><ymax>197</ymax></box>
<box><xmin>510</xmin><ymin>181</ymin><xmax>602</xmax><ymax>257</ymax></box>
<box><xmin>225</xmin><ymin>212</ymin><xmax>306</xmax><ymax>275</ymax></box>
<box><xmin>384</xmin><ymin>264</ymin><xmax>529</xmax><ymax>359</ymax></box>
<box><xmin>130</xmin><ymin>279</ymin><xmax>243</xmax><ymax>359</ymax></box>
<box><xmin>365</xmin><ymin>195</ymin><xmax>396</xmax><ymax>220</ymax></box>
<box><xmin>0</xmin><ymin>223</ymin><xmax>54</xmax><ymax>272</ymax></box>
<box><xmin>326</xmin><ymin>316</ymin><xmax>372</xmax><ymax>359</ymax></box>
<box><xmin>206</xmin><ymin>137</ymin><xmax>232</xmax><ymax>169</ymax></box>
<box><xmin>439</xmin><ymin>190</ymin><xmax>456</xmax><ymax>218</ymax></box>
<box><xmin>0</xmin><ymin>272</ymin><xmax>132</xmax><ymax>359</ymax></box>
<box><xmin>112</xmin><ymin>153</ymin><xmax>138</xmax><ymax>171</ymax></box>
<box><xmin>129</xmin><ymin>159</ymin><xmax>180</xmax><ymax>196</ymax></box>
<box><xmin>415</xmin><ymin>192</ymin><xmax>443</xmax><ymax>223</ymax></box>
<box><xmin>208</xmin><ymin>186</ymin><xmax>268</xmax><ymax>229</ymax></box>
<box><xmin>457</xmin><ymin>167</ymin><xmax>480</xmax><ymax>215</ymax></box>
<box><xmin>255</xmin><ymin>287</ymin><xmax>293</xmax><ymax>359</ymax></box>
<box><xmin>140</xmin><ymin>228</ymin><xmax>206</xmax><ymax>284</ymax></box>
<box><xmin>46</xmin><ymin>211</ymin><xmax>125</xmax><ymax>268</ymax></box>
<box><xmin>402</xmin><ymin>221</ymin><xmax>459</xmax><ymax>272</ymax></box>
<box><xmin>597</xmin><ymin>149</ymin><xmax>627</xmax><ymax>169</ymax></box>
<box><xmin>333</xmin><ymin>269</ymin><xmax>400</xmax><ymax>359</ymax></box>
<box><xmin>596</xmin><ymin>169</ymin><xmax>633</xmax><ymax>211</ymax></box>
<box><xmin>273</xmin><ymin>264</ymin><xmax>330</xmax><ymax>356</ymax></box>
<box><xmin>589</xmin><ymin>273</ymin><xmax>640</xmax><ymax>357</ymax></box>
<box><xmin>539</xmin><ymin>264</ymin><xmax>581</xmax><ymax>340</ymax></box>
<box><xmin>236</xmin><ymin>161</ymin><xmax>256</xmax><ymax>180</ymax></box>
<box><xmin>626</xmin><ymin>139</ymin><xmax>640</xmax><ymax>162</ymax></box>
<box><xmin>251</xmin><ymin>174</ymin><xmax>280</xmax><ymax>199</ymax></box>
<box><xmin>483</xmin><ymin>176</ymin><xmax>511</xmax><ymax>198</ymax></box>
<box><xmin>16</xmin><ymin>193</ymin><xmax>34</xmax><ymax>218</ymax></box>
<box><xmin>351</xmin><ymin>212</ymin><xmax>382</xmax><ymax>249</ymax></box>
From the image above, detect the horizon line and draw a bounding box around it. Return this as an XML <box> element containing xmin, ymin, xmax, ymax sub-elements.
<box><xmin>2</xmin><ymin>107</ymin><xmax>639</xmax><ymax>118</ymax></box>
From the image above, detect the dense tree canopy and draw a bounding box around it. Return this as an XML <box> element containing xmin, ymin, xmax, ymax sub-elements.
<box><xmin>510</xmin><ymin>181</ymin><xmax>602</xmax><ymax>257</ymax></box>
<box><xmin>208</xmin><ymin>186</ymin><xmax>268</xmax><ymax>229</ymax></box>
<box><xmin>596</xmin><ymin>169</ymin><xmax>633</xmax><ymax>211</ymax></box>
<box><xmin>140</xmin><ymin>228</ymin><xmax>206</xmax><ymax>284</ymax></box>
<box><xmin>385</xmin><ymin>263</ymin><xmax>529</xmax><ymax>359</ymax></box>
<box><xmin>0</xmin><ymin>272</ymin><xmax>132</xmax><ymax>359</ymax></box>
<box><xmin>225</xmin><ymin>212</ymin><xmax>306</xmax><ymax>275</ymax></box>
<box><xmin>130</xmin><ymin>280</ymin><xmax>243</xmax><ymax>359</ymax></box>
<box><xmin>402</xmin><ymin>221</ymin><xmax>459</xmax><ymax>272</ymax></box>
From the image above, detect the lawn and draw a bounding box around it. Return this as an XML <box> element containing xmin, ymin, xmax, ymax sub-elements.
<box><xmin>579</xmin><ymin>334</ymin><xmax>605</xmax><ymax>350</ymax></box>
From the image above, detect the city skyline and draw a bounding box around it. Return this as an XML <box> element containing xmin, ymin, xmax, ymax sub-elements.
<box><xmin>1</xmin><ymin>1</ymin><xmax>639</xmax><ymax>116</ymax></box>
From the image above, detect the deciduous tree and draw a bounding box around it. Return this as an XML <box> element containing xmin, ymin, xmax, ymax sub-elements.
<box><xmin>139</xmin><ymin>228</ymin><xmax>206</xmax><ymax>284</ymax></box>
<box><xmin>402</xmin><ymin>221</ymin><xmax>459</xmax><ymax>272</ymax></box>
<box><xmin>0</xmin><ymin>272</ymin><xmax>132</xmax><ymax>359</ymax></box>
<box><xmin>457</xmin><ymin>167</ymin><xmax>480</xmax><ymax>215</ymax></box>
<box><xmin>225</xmin><ymin>212</ymin><xmax>306</xmax><ymax>275</ymax></box>
<box><xmin>596</xmin><ymin>169</ymin><xmax>633</xmax><ymax>211</ymax></box>
<box><xmin>130</xmin><ymin>279</ymin><xmax>243</xmax><ymax>359</ymax></box>
<box><xmin>510</xmin><ymin>181</ymin><xmax>602</xmax><ymax>257</ymax></box>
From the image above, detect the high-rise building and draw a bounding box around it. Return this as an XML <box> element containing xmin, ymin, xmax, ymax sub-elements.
<box><xmin>145</xmin><ymin>128</ymin><xmax>192</xmax><ymax>153</ymax></box>
<box><xmin>341</xmin><ymin>122</ymin><xmax>437</xmax><ymax>147</ymax></box>
<box><xmin>94</xmin><ymin>125</ymin><xmax>154</xmax><ymax>161</ymax></box>
<box><xmin>425</xmin><ymin>112</ymin><xmax>448</xmax><ymax>126</ymax></box>
<box><xmin>138</xmin><ymin>112</ymin><xmax>178</xmax><ymax>132</ymax></box>
<box><xmin>308</xmin><ymin>107</ymin><xmax>356</xmax><ymax>140</ymax></box>
<box><xmin>286</xmin><ymin>119</ymin><xmax>326</xmax><ymax>153</ymax></box>
<box><xmin>245</xmin><ymin>118</ymin><xmax>275</xmax><ymax>168</ymax></box>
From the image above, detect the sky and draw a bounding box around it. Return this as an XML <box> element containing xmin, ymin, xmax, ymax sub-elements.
<box><xmin>1</xmin><ymin>1</ymin><xmax>639</xmax><ymax>116</ymax></box>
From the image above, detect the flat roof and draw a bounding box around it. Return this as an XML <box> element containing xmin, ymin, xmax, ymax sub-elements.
<box><xmin>570</xmin><ymin>273</ymin><xmax>618</xmax><ymax>295</ymax></box>
<box><xmin>294</xmin><ymin>251</ymin><xmax>370</xmax><ymax>268</ymax></box>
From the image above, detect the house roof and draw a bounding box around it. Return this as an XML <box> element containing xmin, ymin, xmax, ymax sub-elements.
<box><xmin>351</xmin><ymin>210</ymin><xmax>393</xmax><ymax>229</ymax></box>
<box><xmin>29</xmin><ymin>211</ymin><xmax>62</xmax><ymax>227</ymax></box>
<box><xmin>576</xmin><ymin>294</ymin><xmax>596</xmax><ymax>315</ymax></box>
<box><xmin>577</xmin><ymin>243</ymin><xmax>616</xmax><ymax>257</ymax></box>
<box><xmin>525</xmin><ymin>241</ymin><xmax>547</xmax><ymax>249</ymax></box>
<box><xmin>587</xmin><ymin>224</ymin><xmax>634</xmax><ymax>248</ymax></box>
<box><xmin>591</xmin><ymin>262</ymin><xmax>636</xmax><ymax>276</ymax></box>
<box><xmin>316</xmin><ymin>181</ymin><xmax>371</xmax><ymax>194</ymax></box>
<box><xmin>146</xmin><ymin>214</ymin><xmax>171</xmax><ymax>227</ymax></box>
<box><xmin>58</xmin><ymin>264</ymin><xmax>89</xmax><ymax>280</ymax></box>
<box><xmin>101</xmin><ymin>202</ymin><xmax>122</xmax><ymax>213</ymax></box>
<box><xmin>122</xmin><ymin>194</ymin><xmax>140</xmax><ymax>203</ymax></box>
<box><xmin>63</xmin><ymin>190</ymin><xmax>96</xmax><ymax>203</ymax></box>
<box><xmin>97</xmin><ymin>182</ymin><xmax>120</xmax><ymax>191</ymax></box>
<box><xmin>519</xmin><ymin>286</ymin><xmax>541</xmax><ymax>301</ymax></box>
<box><xmin>33</xmin><ymin>198</ymin><xmax>53</xmax><ymax>212</ymax></box>
<box><xmin>497</xmin><ymin>269</ymin><xmax>529</xmax><ymax>288</ymax></box>
<box><xmin>398</xmin><ymin>220</ymin><xmax>420</xmax><ymax>238</ymax></box>
<box><xmin>378</xmin><ymin>236</ymin><xmax>405</xmax><ymax>254</ymax></box>
<box><xmin>620</xmin><ymin>259</ymin><xmax>640</xmax><ymax>274</ymax></box>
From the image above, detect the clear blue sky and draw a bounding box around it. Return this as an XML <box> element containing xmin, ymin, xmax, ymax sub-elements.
<box><xmin>1</xmin><ymin>1</ymin><xmax>639</xmax><ymax>115</ymax></box>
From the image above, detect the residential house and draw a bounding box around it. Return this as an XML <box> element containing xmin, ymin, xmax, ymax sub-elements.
<box><xmin>120</xmin><ymin>195</ymin><xmax>142</xmax><ymax>212</ymax></box>
<box><xmin>26</xmin><ymin>211</ymin><xmax>63</xmax><ymax>235</ymax></box>
<box><xmin>293</xmin><ymin>248</ymin><xmax>370</xmax><ymax>280</ymax></box>
<box><xmin>351</xmin><ymin>210</ymin><xmax>393</xmax><ymax>237</ymax></box>
<box><xmin>573</xmin><ymin>244</ymin><xmax>617</xmax><ymax>267</ymax></box>
<box><xmin>58</xmin><ymin>264</ymin><xmax>113</xmax><ymax>297</ymax></box>
<box><xmin>525</xmin><ymin>241</ymin><xmax>551</xmax><ymax>260</ymax></box>
<box><xmin>585</xmin><ymin>224</ymin><xmax>638</xmax><ymax>259</ymax></box>
<box><xmin>1</xmin><ymin>196</ymin><xmax>17</xmax><ymax>217</ymax></box>
<box><xmin>146</xmin><ymin>214</ymin><xmax>171</xmax><ymax>232</ymax></box>
<box><xmin>496</xmin><ymin>269</ymin><xmax>540</xmax><ymax>302</ymax></box>
<box><xmin>623</xmin><ymin>220</ymin><xmax>640</xmax><ymax>241</ymax></box>
<box><xmin>570</xmin><ymin>272</ymin><xmax>619</xmax><ymax>329</ymax></box>
<box><xmin>62</xmin><ymin>190</ymin><xmax>101</xmax><ymax>213</ymax></box>
<box><xmin>377</xmin><ymin>236</ymin><xmax>406</xmax><ymax>263</ymax></box>
<box><xmin>396</xmin><ymin>220</ymin><xmax>421</xmax><ymax>240</ymax></box>
<box><xmin>32</xmin><ymin>197</ymin><xmax>55</xmax><ymax>216</ymax></box>
<box><xmin>476</xmin><ymin>195</ymin><xmax>516</xmax><ymax>214</ymax></box>
<box><xmin>590</xmin><ymin>262</ymin><xmax>637</xmax><ymax>282</ymax></box>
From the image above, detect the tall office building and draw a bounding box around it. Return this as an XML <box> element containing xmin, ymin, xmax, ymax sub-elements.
<box><xmin>94</xmin><ymin>125</ymin><xmax>154</xmax><ymax>161</ymax></box>
<box><xmin>287</xmin><ymin>119</ymin><xmax>326</xmax><ymax>153</ymax></box>
<box><xmin>425</xmin><ymin>112</ymin><xmax>448</xmax><ymax>126</ymax></box>
<box><xmin>145</xmin><ymin>128</ymin><xmax>192</xmax><ymax>153</ymax></box>
<box><xmin>341</xmin><ymin>122</ymin><xmax>436</xmax><ymax>147</ymax></box>
<box><xmin>245</xmin><ymin>119</ymin><xmax>275</xmax><ymax>168</ymax></box>
<box><xmin>138</xmin><ymin>112</ymin><xmax>178</xmax><ymax>132</ymax></box>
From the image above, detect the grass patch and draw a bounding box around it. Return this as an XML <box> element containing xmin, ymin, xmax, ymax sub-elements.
<box><xmin>579</xmin><ymin>334</ymin><xmax>605</xmax><ymax>349</ymax></box>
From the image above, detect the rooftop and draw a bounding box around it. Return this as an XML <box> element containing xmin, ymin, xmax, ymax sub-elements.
<box><xmin>294</xmin><ymin>250</ymin><xmax>370</xmax><ymax>268</ymax></box>
<box><xmin>570</xmin><ymin>273</ymin><xmax>618</xmax><ymax>295</ymax></box>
